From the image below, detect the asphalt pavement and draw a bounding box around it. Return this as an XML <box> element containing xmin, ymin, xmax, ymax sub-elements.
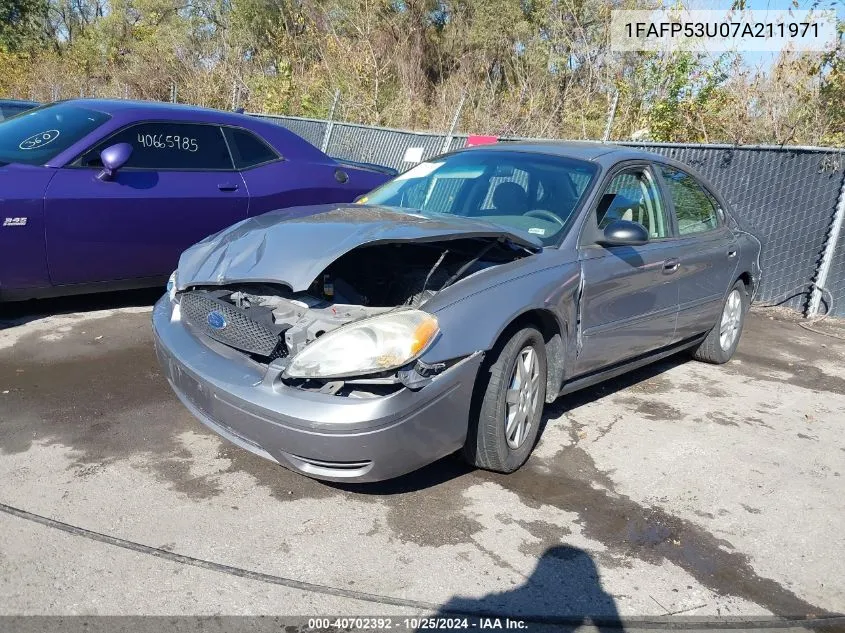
<box><xmin>0</xmin><ymin>291</ymin><xmax>843</xmax><ymax>623</ymax></box>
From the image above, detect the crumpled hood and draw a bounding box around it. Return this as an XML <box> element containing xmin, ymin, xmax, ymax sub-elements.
<box><xmin>177</xmin><ymin>204</ymin><xmax>541</xmax><ymax>292</ymax></box>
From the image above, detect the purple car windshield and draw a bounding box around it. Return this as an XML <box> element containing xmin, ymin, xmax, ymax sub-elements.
<box><xmin>0</xmin><ymin>103</ymin><xmax>110</xmax><ymax>166</ymax></box>
<box><xmin>362</xmin><ymin>150</ymin><xmax>597</xmax><ymax>246</ymax></box>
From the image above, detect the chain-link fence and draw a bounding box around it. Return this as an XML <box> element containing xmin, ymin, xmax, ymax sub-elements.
<box><xmin>616</xmin><ymin>144</ymin><xmax>845</xmax><ymax>315</ymax></box>
<box><xmin>250</xmin><ymin>115</ymin><xmax>452</xmax><ymax>168</ymax></box>
<box><xmin>254</xmin><ymin>113</ymin><xmax>845</xmax><ymax>318</ymax></box>
<box><xmin>819</xmin><ymin>181</ymin><xmax>845</xmax><ymax>318</ymax></box>
<box><xmin>253</xmin><ymin>115</ymin><xmax>327</xmax><ymax>149</ymax></box>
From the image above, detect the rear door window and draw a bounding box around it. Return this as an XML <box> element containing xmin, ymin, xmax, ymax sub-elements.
<box><xmin>660</xmin><ymin>166</ymin><xmax>720</xmax><ymax>235</ymax></box>
<box><xmin>79</xmin><ymin>122</ymin><xmax>234</xmax><ymax>170</ymax></box>
<box><xmin>223</xmin><ymin>128</ymin><xmax>279</xmax><ymax>168</ymax></box>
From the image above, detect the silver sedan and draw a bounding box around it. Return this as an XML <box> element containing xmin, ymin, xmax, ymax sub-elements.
<box><xmin>153</xmin><ymin>142</ymin><xmax>761</xmax><ymax>482</ymax></box>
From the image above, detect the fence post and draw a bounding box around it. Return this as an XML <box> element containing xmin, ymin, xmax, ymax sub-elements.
<box><xmin>808</xmin><ymin>170</ymin><xmax>845</xmax><ymax>317</ymax></box>
<box><xmin>321</xmin><ymin>89</ymin><xmax>341</xmax><ymax>154</ymax></box>
<box><xmin>441</xmin><ymin>93</ymin><xmax>467</xmax><ymax>153</ymax></box>
<box><xmin>603</xmin><ymin>91</ymin><xmax>619</xmax><ymax>142</ymax></box>
<box><xmin>231</xmin><ymin>81</ymin><xmax>242</xmax><ymax>111</ymax></box>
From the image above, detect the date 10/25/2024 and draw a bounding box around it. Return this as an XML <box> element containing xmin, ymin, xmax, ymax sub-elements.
<box><xmin>137</xmin><ymin>133</ymin><xmax>198</xmax><ymax>152</ymax></box>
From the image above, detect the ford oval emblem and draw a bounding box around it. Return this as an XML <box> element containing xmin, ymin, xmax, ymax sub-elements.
<box><xmin>207</xmin><ymin>310</ymin><xmax>227</xmax><ymax>330</ymax></box>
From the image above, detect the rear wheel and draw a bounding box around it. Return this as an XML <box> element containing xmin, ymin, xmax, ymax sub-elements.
<box><xmin>463</xmin><ymin>327</ymin><xmax>547</xmax><ymax>473</ymax></box>
<box><xmin>692</xmin><ymin>280</ymin><xmax>747</xmax><ymax>364</ymax></box>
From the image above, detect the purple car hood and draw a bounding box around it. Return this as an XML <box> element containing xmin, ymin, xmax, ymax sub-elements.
<box><xmin>176</xmin><ymin>204</ymin><xmax>541</xmax><ymax>292</ymax></box>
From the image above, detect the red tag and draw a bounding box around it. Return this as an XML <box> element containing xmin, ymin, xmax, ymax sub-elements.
<box><xmin>466</xmin><ymin>135</ymin><xmax>498</xmax><ymax>147</ymax></box>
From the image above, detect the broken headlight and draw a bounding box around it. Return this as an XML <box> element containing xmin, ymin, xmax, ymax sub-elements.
<box><xmin>284</xmin><ymin>310</ymin><xmax>439</xmax><ymax>379</ymax></box>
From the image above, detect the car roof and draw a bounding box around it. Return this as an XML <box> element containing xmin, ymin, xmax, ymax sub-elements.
<box><xmin>37</xmin><ymin>98</ymin><xmax>335</xmax><ymax>167</ymax></box>
<box><xmin>459</xmin><ymin>140</ymin><xmax>665</xmax><ymax>165</ymax></box>
<box><xmin>54</xmin><ymin>98</ymin><xmax>254</xmax><ymax>125</ymax></box>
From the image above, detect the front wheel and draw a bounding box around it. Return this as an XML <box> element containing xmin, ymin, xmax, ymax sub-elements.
<box><xmin>463</xmin><ymin>327</ymin><xmax>547</xmax><ymax>473</ymax></box>
<box><xmin>692</xmin><ymin>280</ymin><xmax>747</xmax><ymax>364</ymax></box>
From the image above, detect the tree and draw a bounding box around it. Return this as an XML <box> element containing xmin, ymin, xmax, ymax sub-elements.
<box><xmin>0</xmin><ymin>0</ymin><xmax>840</xmax><ymax>146</ymax></box>
<box><xmin>0</xmin><ymin>0</ymin><xmax>48</xmax><ymax>52</ymax></box>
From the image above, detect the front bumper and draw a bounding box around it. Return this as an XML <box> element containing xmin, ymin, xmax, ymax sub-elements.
<box><xmin>152</xmin><ymin>297</ymin><xmax>483</xmax><ymax>482</ymax></box>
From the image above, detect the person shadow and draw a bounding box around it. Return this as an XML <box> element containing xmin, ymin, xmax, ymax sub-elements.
<box><xmin>428</xmin><ymin>545</ymin><xmax>624</xmax><ymax>632</ymax></box>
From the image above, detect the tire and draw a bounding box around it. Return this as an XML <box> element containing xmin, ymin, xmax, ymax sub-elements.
<box><xmin>463</xmin><ymin>326</ymin><xmax>547</xmax><ymax>473</ymax></box>
<box><xmin>692</xmin><ymin>279</ymin><xmax>748</xmax><ymax>364</ymax></box>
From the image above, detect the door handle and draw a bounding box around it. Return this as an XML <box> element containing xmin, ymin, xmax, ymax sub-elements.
<box><xmin>727</xmin><ymin>250</ymin><xmax>737</xmax><ymax>258</ymax></box>
<box><xmin>662</xmin><ymin>258</ymin><xmax>680</xmax><ymax>274</ymax></box>
<box><xmin>218</xmin><ymin>183</ymin><xmax>239</xmax><ymax>192</ymax></box>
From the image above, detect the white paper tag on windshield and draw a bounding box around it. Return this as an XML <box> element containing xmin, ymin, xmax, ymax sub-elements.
<box><xmin>528</xmin><ymin>227</ymin><xmax>546</xmax><ymax>235</ymax></box>
<box><xmin>403</xmin><ymin>147</ymin><xmax>424</xmax><ymax>163</ymax></box>
<box><xmin>394</xmin><ymin>161</ymin><xmax>442</xmax><ymax>181</ymax></box>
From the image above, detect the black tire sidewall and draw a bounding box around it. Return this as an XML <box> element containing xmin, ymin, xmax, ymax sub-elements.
<box><xmin>480</xmin><ymin>327</ymin><xmax>548</xmax><ymax>472</ymax></box>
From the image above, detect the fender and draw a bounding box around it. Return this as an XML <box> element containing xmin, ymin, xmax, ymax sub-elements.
<box><xmin>419</xmin><ymin>260</ymin><xmax>582</xmax><ymax>396</ymax></box>
<box><xmin>0</xmin><ymin>164</ymin><xmax>55</xmax><ymax>299</ymax></box>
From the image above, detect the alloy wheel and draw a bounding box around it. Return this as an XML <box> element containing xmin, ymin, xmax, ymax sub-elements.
<box><xmin>504</xmin><ymin>346</ymin><xmax>541</xmax><ymax>449</ymax></box>
<box><xmin>719</xmin><ymin>289</ymin><xmax>743</xmax><ymax>351</ymax></box>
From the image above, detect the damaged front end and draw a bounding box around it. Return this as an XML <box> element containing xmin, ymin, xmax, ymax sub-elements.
<box><xmin>174</xmin><ymin>237</ymin><xmax>530</xmax><ymax>397</ymax></box>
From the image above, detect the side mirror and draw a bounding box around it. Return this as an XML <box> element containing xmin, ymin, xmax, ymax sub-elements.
<box><xmin>97</xmin><ymin>143</ymin><xmax>133</xmax><ymax>181</ymax></box>
<box><xmin>597</xmin><ymin>219</ymin><xmax>649</xmax><ymax>246</ymax></box>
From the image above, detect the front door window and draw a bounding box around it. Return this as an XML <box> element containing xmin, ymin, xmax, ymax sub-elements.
<box><xmin>596</xmin><ymin>168</ymin><xmax>670</xmax><ymax>240</ymax></box>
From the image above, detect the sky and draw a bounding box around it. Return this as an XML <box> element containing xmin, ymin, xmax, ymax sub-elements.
<box><xmin>684</xmin><ymin>0</ymin><xmax>843</xmax><ymax>70</ymax></box>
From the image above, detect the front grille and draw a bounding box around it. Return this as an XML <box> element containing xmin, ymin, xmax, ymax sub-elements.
<box><xmin>180</xmin><ymin>291</ymin><xmax>285</xmax><ymax>358</ymax></box>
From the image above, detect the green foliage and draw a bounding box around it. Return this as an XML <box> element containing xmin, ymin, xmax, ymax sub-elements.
<box><xmin>0</xmin><ymin>0</ymin><xmax>47</xmax><ymax>52</ymax></box>
<box><xmin>819</xmin><ymin>20</ymin><xmax>845</xmax><ymax>146</ymax></box>
<box><xmin>2</xmin><ymin>0</ymin><xmax>842</xmax><ymax>146</ymax></box>
<box><xmin>635</xmin><ymin>52</ymin><xmax>734</xmax><ymax>142</ymax></box>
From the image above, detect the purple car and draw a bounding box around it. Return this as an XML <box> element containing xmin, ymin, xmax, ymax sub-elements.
<box><xmin>0</xmin><ymin>99</ymin><xmax>39</xmax><ymax>120</ymax></box>
<box><xmin>0</xmin><ymin>99</ymin><xmax>393</xmax><ymax>301</ymax></box>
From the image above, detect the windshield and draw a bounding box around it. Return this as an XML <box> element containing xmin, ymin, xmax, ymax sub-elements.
<box><xmin>361</xmin><ymin>150</ymin><xmax>598</xmax><ymax>245</ymax></box>
<box><xmin>0</xmin><ymin>102</ymin><xmax>111</xmax><ymax>166</ymax></box>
